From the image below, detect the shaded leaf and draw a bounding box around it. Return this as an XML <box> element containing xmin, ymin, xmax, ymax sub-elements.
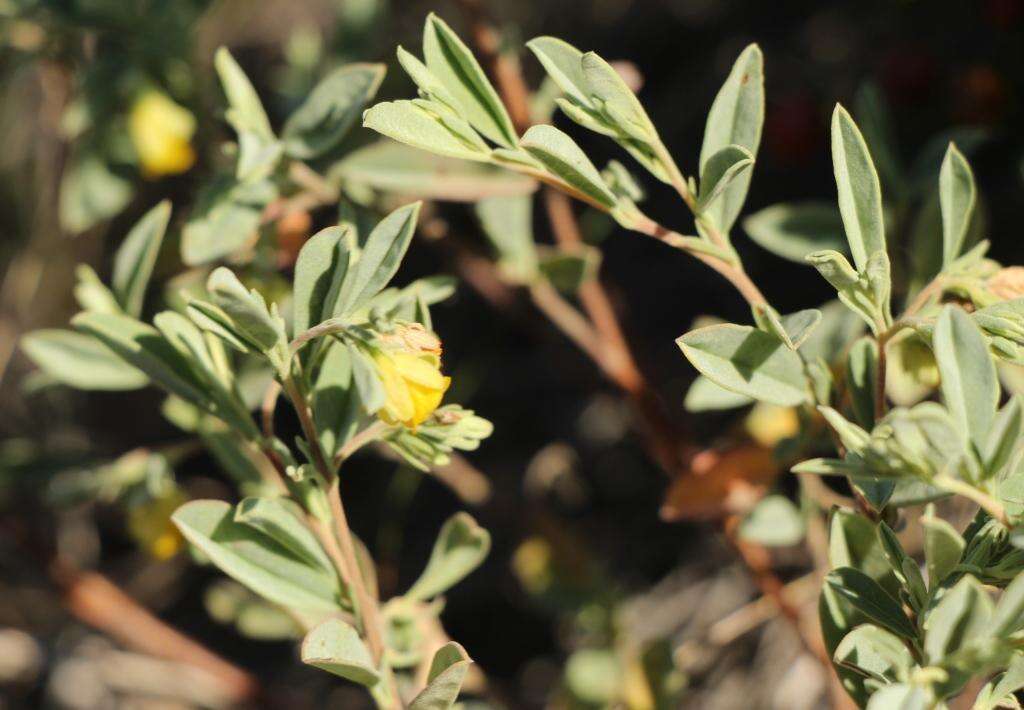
<box><xmin>112</xmin><ymin>201</ymin><xmax>171</xmax><ymax>317</ymax></box>
<box><xmin>21</xmin><ymin>329</ymin><xmax>148</xmax><ymax>391</ymax></box>
<box><xmin>407</xmin><ymin>512</ymin><xmax>490</xmax><ymax>600</ymax></box>
<box><xmin>300</xmin><ymin>617</ymin><xmax>379</xmax><ymax>686</ymax></box>
<box><xmin>676</xmin><ymin>324</ymin><xmax>809</xmax><ymax>406</ymax></box>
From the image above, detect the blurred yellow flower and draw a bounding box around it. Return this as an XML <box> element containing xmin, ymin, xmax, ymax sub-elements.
<box><xmin>745</xmin><ymin>403</ymin><xmax>799</xmax><ymax>448</ymax></box>
<box><xmin>374</xmin><ymin>350</ymin><xmax>450</xmax><ymax>429</ymax></box>
<box><xmin>127</xmin><ymin>487</ymin><xmax>187</xmax><ymax>560</ymax></box>
<box><xmin>129</xmin><ymin>90</ymin><xmax>196</xmax><ymax>178</ymax></box>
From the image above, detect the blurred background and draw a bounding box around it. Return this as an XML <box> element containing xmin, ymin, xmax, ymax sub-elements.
<box><xmin>1</xmin><ymin>0</ymin><xmax>1023</xmax><ymax>708</ymax></box>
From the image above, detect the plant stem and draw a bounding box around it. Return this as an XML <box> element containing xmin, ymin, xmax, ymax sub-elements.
<box><xmin>333</xmin><ymin>421</ymin><xmax>390</xmax><ymax>468</ymax></box>
<box><xmin>874</xmin><ymin>335</ymin><xmax>888</xmax><ymax>422</ymax></box>
<box><xmin>933</xmin><ymin>475</ymin><xmax>1009</xmax><ymax>526</ymax></box>
<box><xmin>280</xmin><ymin>375</ymin><xmax>390</xmax><ymax>674</ymax></box>
<box><xmin>630</xmin><ymin>211</ymin><xmax>767</xmax><ymax>308</ymax></box>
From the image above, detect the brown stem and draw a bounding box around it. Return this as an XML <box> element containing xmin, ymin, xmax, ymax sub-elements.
<box><xmin>630</xmin><ymin>212</ymin><xmax>768</xmax><ymax>308</ymax></box>
<box><xmin>55</xmin><ymin>562</ymin><xmax>260</xmax><ymax>703</ymax></box>
<box><xmin>333</xmin><ymin>421</ymin><xmax>390</xmax><ymax>468</ymax></box>
<box><xmin>280</xmin><ymin>376</ymin><xmax>390</xmax><ymax>674</ymax></box>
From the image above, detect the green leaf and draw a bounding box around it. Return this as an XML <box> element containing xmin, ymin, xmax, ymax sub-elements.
<box><xmin>683</xmin><ymin>374</ymin><xmax>754</xmax><ymax>412</ymax></box>
<box><xmin>986</xmin><ymin>399</ymin><xmax>1024</xmax><ymax>480</ymax></box>
<box><xmin>347</xmin><ymin>342</ymin><xmax>386</xmax><ymax>413</ymax></box>
<box><xmin>992</xmin><ymin>571</ymin><xmax>1024</xmax><ymax>636</ymax></box>
<box><xmin>742</xmin><ymin>201</ymin><xmax>847</xmax><ymax>263</ymax></box>
<box><xmin>699</xmin><ymin>43</ymin><xmax>764</xmax><ymax>235</ymax></box>
<box><xmin>921</xmin><ymin>505</ymin><xmax>965</xmax><ymax>588</ymax></box>
<box><xmin>331</xmin><ymin>140</ymin><xmax>536</xmax><ymax>202</ymax></box>
<box><xmin>282</xmin><ymin>63</ymin><xmax>386</xmax><ymax>159</ymax></box>
<box><xmin>181</xmin><ymin>177</ymin><xmax>276</xmax><ymax>266</ymax></box>
<box><xmin>293</xmin><ymin>226</ymin><xmax>352</xmax><ymax>335</ymax></box>
<box><xmin>834</xmin><ymin>624</ymin><xmax>913</xmax><ymax>682</ymax></box>
<box><xmin>300</xmin><ymin>617</ymin><xmax>379</xmax><ymax>686</ymax></box>
<box><xmin>831</xmin><ymin>104</ymin><xmax>886</xmax><ymax>270</ymax></box>
<box><xmin>74</xmin><ymin>264</ymin><xmax>122</xmax><ymax>315</ymax></box>
<box><xmin>526</xmin><ymin>36</ymin><xmax>590</xmax><ymax>107</ymax></box>
<box><xmin>112</xmin><ymin>201</ymin><xmax>171</xmax><ymax>317</ymax></box>
<box><xmin>407</xmin><ymin>512</ymin><xmax>490</xmax><ymax>601</ymax></box>
<box><xmin>234</xmin><ymin>497</ymin><xmax>334</xmax><ymax>573</ymax></box>
<box><xmin>876</xmin><ymin>521</ymin><xmax>928</xmax><ymax>611</ymax></box>
<box><xmin>866</xmin><ymin>684</ymin><xmax>933</xmax><ymax>710</ymax></box>
<box><xmin>334</xmin><ymin>202</ymin><xmax>421</xmax><ymax>317</ymax></box>
<box><xmin>214</xmin><ymin>47</ymin><xmax>273</xmax><ymax>140</ymax></box>
<box><xmin>975</xmin><ymin>653</ymin><xmax>1024</xmax><ymax>710</ymax></box>
<box><xmin>828</xmin><ymin>509</ymin><xmax>899</xmax><ymax>590</ymax></box>
<box><xmin>422</xmin><ymin>13</ymin><xmax>517</xmax><ymax>148</ymax></box>
<box><xmin>313</xmin><ymin>342</ymin><xmax>362</xmax><ymax>457</ymax></box>
<box><xmin>362</xmin><ymin>100</ymin><xmax>491</xmax><ymax>162</ymax></box>
<box><xmin>738</xmin><ymin>495</ymin><xmax>805</xmax><ymax>547</ymax></box>
<box><xmin>939</xmin><ymin>142</ymin><xmax>977</xmax><ymax>267</ymax></box>
<box><xmin>825</xmin><ymin>567</ymin><xmax>917</xmax><ymax>639</ymax></box>
<box><xmin>408</xmin><ymin>642</ymin><xmax>472</xmax><ymax>710</ymax></box>
<box><xmin>21</xmin><ymin>329</ymin><xmax>148</xmax><ymax>391</ymax></box>
<box><xmin>72</xmin><ymin>312</ymin><xmax>207</xmax><ymax>405</ymax></box>
<box><xmin>846</xmin><ymin>337</ymin><xmax>879</xmax><ymax>430</ymax></box>
<box><xmin>172</xmin><ymin>500</ymin><xmax>343</xmax><ymax>613</ymax></box>
<box><xmin>923</xmin><ymin>574</ymin><xmax>993</xmax><ymax>662</ymax></box>
<box><xmin>697</xmin><ymin>144</ymin><xmax>754</xmax><ymax>213</ymax></box>
<box><xmin>676</xmin><ymin>323</ymin><xmax>809</xmax><ymax>406</ymax></box>
<box><xmin>579</xmin><ymin>51</ymin><xmax>656</xmax><ymax>141</ymax></box>
<box><xmin>475</xmin><ymin>195</ymin><xmax>538</xmax><ymax>283</ymax></box>
<box><xmin>519</xmin><ymin>125</ymin><xmax>617</xmax><ymax>208</ymax></box>
<box><xmin>214</xmin><ymin>47</ymin><xmax>280</xmax><ymax>182</ymax></box>
<box><xmin>537</xmin><ymin>245</ymin><xmax>601</xmax><ymax>294</ymax></box>
<box><xmin>207</xmin><ymin>267</ymin><xmax>287</xmax><ymax>355</ymax></box>
<box><xmin>59</xmin><ymin>154</ymin><xmax>133</xmax><ymax>233</ymax></box>
<box><xmin>933</xmin><ymin>305</ymin><xmax>999</xmax><ymax>454</ymax></box>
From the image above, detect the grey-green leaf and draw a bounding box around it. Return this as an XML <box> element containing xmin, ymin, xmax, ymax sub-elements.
<box><xmin>831</xmin><ymin>104</ymin><xmax>886</xmax><ymax>270</ymax></box>
<box><xmin>825</xmin><ymin>567</ymin><xmax>917</xmax><ymax>639</ymax></box>
<box><xmin>683</xmin><ymin>374</ymin><xmax>754</xmax><ymax>412</ymax></box>
<box><xmin>112</xmin><ymin>201</ymin><xmax>171</xmax><ymax>317</ymax></box>
<box><xmin>697</xmin><ymin>144</ymin><xmax>754</xmax><ymax>213</ymax></box>
<box><xmin>334</xmin><ymin>202</ymin><xmax>420</xmax><ymax>317</ymax></box>
<box><xmin>293</xmin><ymin>226</ymin><xmax>352</xmax><ymax>335</ymax></box>
<box><xmin>676</xmin><ymin>323</ymin><xmax>809</xmax><ymax>406</ymax></box>
<box><xmin>214</xmin><ymin>47</ymin><xmax>273</xmax><ymax>141</ymax></box>
<box><xmin>526</xmin><ymin>36</ymin><xmax>590</xmax><ymax>107</ymax></box>
<box><xmin>21</xmin><ymin>329</ymin><xmax>148</xmax><ymax>391</ymax></box>
<box><xmin>519</xmin><ymin>125</ymin><xmax>617</xmax><ymax>208</ymax></box>
<box><xmin>742</xmin><ymin>201</ymin><xmax>847</xmax><ymax>263</ymax></box>
<box><xmin>71</xmin><ymin>312</ymin><xmax>207</xmax><ymax>405</ymax></box>
<box><xmin>846</xmin><ymin>337</ymin><xmax>879</xmax><ymax>430</ymax></box>
<box><xmin>475</xmin><ymin>195</ymin><xmax>538</xmax><ymax>283</ymax></box>
<box><xmin>363</xmin><ymin>101</ymin><xmax>491</xmax><ymax>163</ymax></box>
<box><xmin>921</xmin><ymin>505</ymin><xmax>965</xmax><ymax>588</ymax></box>
<box><xmin>407</xmin><ymin>512</ymin><xmax>491</xmax><ymax>601</ymax></box>
<box><xmin>408</xmin><ymin>642</ymin><xmax>472</xmax><ymax>710</ymax></box>
<box><xmin>172</xmin><ymin>500</ymin><xmax>343</xmax><ymax>613</ymax></box>
<box><xmin>933</xmin><ymin>305</ymin><xmax>999</xmax><ymax>454</ymax></box>
<box><xmin>300</xmin><ymin>617</ymin><xmax>379</xmax><ymax>686</ymax></box>
<box><xmin>283</xmin><ymin>63</ymin><xmax>386</xmax><ymax>159</ymax></box>
<box><xmin>939</xmin><ymin>142</ymin><xmax>977</xmax><ymax>268</ymax></box>
<box><xmin>699</xmin><ymin>44</ymin><xmax>764</xmax><ymax>235</ymax></box>
<box><xmin>422</xmin><ymin>13</ymin><xmax>517</xmax><ymax>148</ymax></box>
<box><xmin>234</xmin><ymin>497</ymin><xmax>334</xmax><ymax>573</ymax></box>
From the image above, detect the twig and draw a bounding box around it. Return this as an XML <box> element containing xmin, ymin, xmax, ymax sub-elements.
<box><xmin>333</xmin><ymin>421</ymin><xmax>390</xmax><ymax>468</ymax></box>
<box><xmin>54</xmin><ymin>562</ymin><xmax>260</xmax><ymax>703</ymax></box>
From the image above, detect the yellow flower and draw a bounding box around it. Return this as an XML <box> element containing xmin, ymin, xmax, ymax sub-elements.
<box><xmin>128</xmin><ymin>90</ymin><xmax>196</xmax><ymax>178</ymax></box>
<box><xmin>127</xmin><ymin>487</ymin><xmax>187</xmax><ymax>560</ymax></box>
<box><xmin>745</xmin><ymin>403</ymin><xmax>799</xmax><ymax>448</ymax></box>
<box><xmin>374</xmin><ymin>350</ymin><xmax>450</xmax><ymax>429</ymax></box>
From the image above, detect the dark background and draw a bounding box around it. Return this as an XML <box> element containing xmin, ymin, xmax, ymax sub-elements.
<box><xmin>2</xmin><ymin>0</ymin><xmax>1023</xmax><ymax>707</ymax></box>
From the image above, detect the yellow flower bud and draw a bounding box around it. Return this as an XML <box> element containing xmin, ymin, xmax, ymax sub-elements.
<box><xmin>374</xmin><ymin>350</ymin><xmax>450</xmax><ymax>429</ymax></box>
<box><xmin>128</xmin><ymin>90</ymin><xmax>197</xmax><ymax>178</ymax></box>
<box><xmin>127</xmin><ymin>487</ymin><xmax>187</xmax><ymax>560</ymax></box>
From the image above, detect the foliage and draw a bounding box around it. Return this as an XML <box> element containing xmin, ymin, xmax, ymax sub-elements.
<box><xmin>362</xmin><ymin>14</ymin><xmax>1024</xmax><ymax>708</ymax></box>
